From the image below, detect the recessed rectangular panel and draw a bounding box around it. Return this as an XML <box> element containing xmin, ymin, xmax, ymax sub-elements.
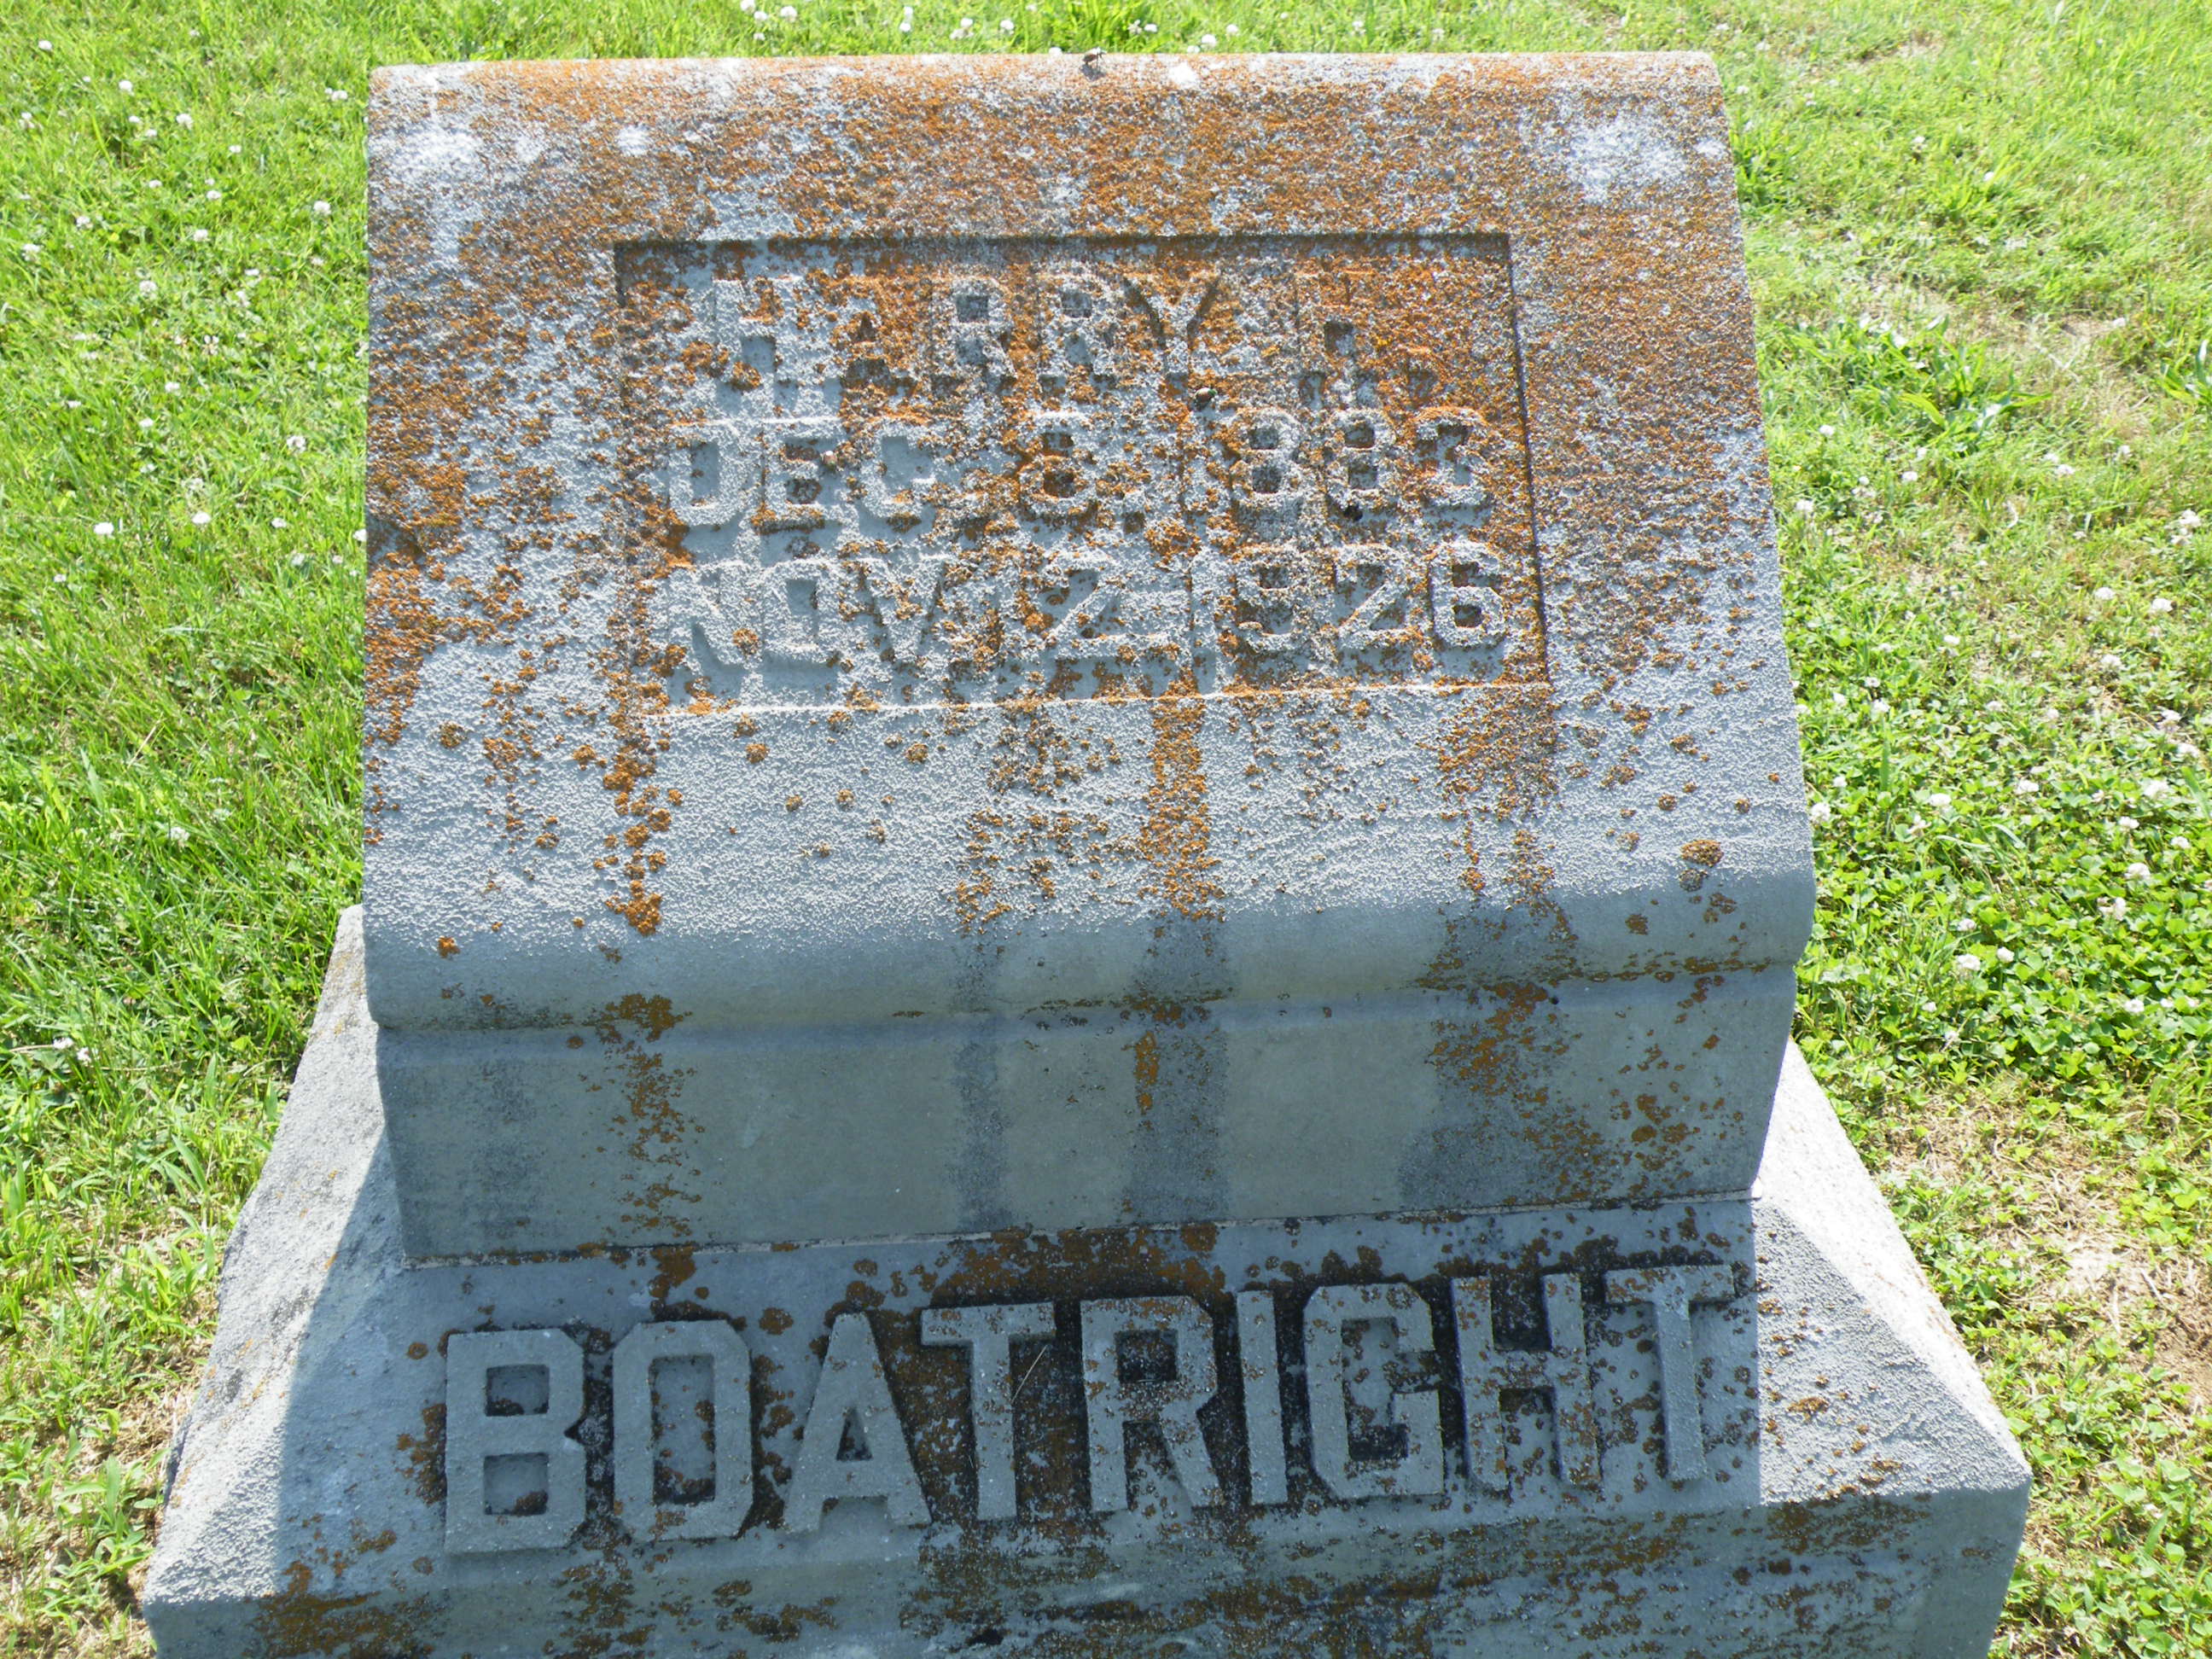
<box><xmin>620</xmin><ymin>235</ymin><xmax>1543</xmax><ymax>708</ymax></box>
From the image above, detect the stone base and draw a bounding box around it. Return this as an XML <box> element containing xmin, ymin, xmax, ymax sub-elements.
<box><xmin>145</xmin><ymin>912</ymin><xmax>2027</xmax><ymax>1658</ymax></box>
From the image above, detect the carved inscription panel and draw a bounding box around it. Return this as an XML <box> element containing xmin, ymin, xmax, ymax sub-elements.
<box><xmin>619</xmin><ymin>236</ymin><xmax>1544</xmax><ymax>707</ymax></box>
<box><xmin>441</xmin><ymin>1266</ymin><xmax>1744</xmax><ymax>1553</ymax></box>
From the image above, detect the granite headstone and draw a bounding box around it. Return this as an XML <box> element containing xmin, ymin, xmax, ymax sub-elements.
<box><xmin>145</xmin><ymin>51</ymin><xmax>2029</xmax><ymax>1659</ymax></box>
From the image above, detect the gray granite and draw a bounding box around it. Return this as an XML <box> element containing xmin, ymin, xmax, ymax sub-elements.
<box><xmin>146</xmin><ymin>50</ymin><xmax>2026</xmax><ymax>1659</ymax></box>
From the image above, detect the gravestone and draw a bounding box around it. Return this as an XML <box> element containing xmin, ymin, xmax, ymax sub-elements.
<box><xmin>144</xmin><ymin>51</ymin><xmax>2029</xmax><ymax>1659</ymax></box>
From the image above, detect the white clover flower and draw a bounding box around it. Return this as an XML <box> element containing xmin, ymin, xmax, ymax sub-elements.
<box><xmin>2122</xmin><ymin>996</ymin><xmax>2145</xmax><ymax>1015</ymax></box>
<box><xmin>191</xmin><ymin>510</ymin><xmax>211</xmax><ymax>526</ymax></box>
<box><xmin>1927</xmin><ymin>792</ymin><xmax>1953</xmax><ymax>810</ymax></box>
<box><xmin>2099</xmin><ymin>894</ymin><xmax>2128</xmax><ymax>919</ymax></box>
<box><xmin>191</xmin><ymin>227</ymin><xmax>208</xmax><ymax>242</ymax></box>
<box><xmin>38</xmin><ymin>39</ymin><xmax>51</xmax><ymax>49</ymax></box>
<box><xmin>1942</xmin><ymin>633</ymin><xmax>1960</xmax><ymax>647</ymax></box>
<box><xmin>137</xmin><ymin>417</ymin><xmax>153</xmax><ymax>430</ymax></box>
<box><xmin>285</xmin><ymin>433</ymin><xmax>306</xmax><ymax>452</ymax></box>
<box><xmin>2126</xmin><ymin>862</ymin><xmax>2152</xmax><ymax>883</ymax></box>
<box><xmin>2172</xmin><ymin>835</ymin><xmax>2190</xmax><ymax>850</ymax></box>
<box><xmin>2099</xmin><ymin>653</ymin><xmax>2124</xmax><ymax>670</ymax></box>
<box><xmin>1807</xmin><ymin>800</ymin><xmax>1833</xmax><ymax>824</ymax></box>
<box><xmin>327</xmin><ymin>87</ymin><xmax>348</xmax><ymax>102</ymax></box>
<box><xmin>205</xmin><ymin>188</ymin><xmax>220</xmax><ymax>201</ymax></box>
<box><xmin>2012</xmin><ymin>778</ymin><xmax>2040</xmax><ymax>796</ymax></box>
<box><xmin>74</xmin><ymin>1047</ymin><xmax>93</xmax><ymax>1064</ymax></box>
<box><xmin>52</xmin><ymin>1035</ymin><xmax>72</xmax><ymax>1051</ymax></box>
<box><xmin>175</xmin><ymin>111</ymin><xmax>192</xmax><ymax>126</ymax></box>
<box><xmin>74</xmin><ymin>214</ymin><xmax>90</xmax><ymax>228</ymax></box>
<box><xmin>1951</xmin><ymin>916</ymin><xmax>1974</xmax><ymax>933</ymax></box>
<box><xmin>1794</xmin><ymin>498</ymin><xmax>1815</xmax><ymax>514</ymax></box>
<box><xmin>1229</xmin><ymin>22</ymin><xmax>1241</xmax><ymax>33</ymax></box>
<box><xmin>311</xmin><ymin>200</ymin><xmax>330</xmax><ymax>217</ymax></box>
<box><xmin>138</xmin><ymin>278</ymin><xmax>156</xmax><ymax>298</ymax></box>
<box><xmin>2140</xmin><ymin>778</ymin><xmax>2173</xmax><ymax>800</ymax></box>
<box><xmin>1995</xmin><ymin>946</ymin><xmax>2016</xmax><ymax>963</ymax></box>
<box><xmin>999</xmin><ymin>17</ymin><xmax>1015</xmax><ymax>31</ymax></box>
<box><xmin>1829</xmin><ymin>690</ymin><xmax>1847</xmax><ymax>707</ymax></box>
<box><xmin>93</xmin><ymin>521</ymin><xmax>114</xmax><ymax>536</ymax></box>
<box><xmin>2150</xmin><ymin>596</ymin><xmax>2174</xmax><ymax>614</ymax></box>
<box><xmin>20</xmin><ymin>242</ymin><xmax>38</xmax><ymax>257</ymax></box>
<box><xmin>2053</xmin><ymin>463</ymin><xmax>2075</xmax><ymax>477</ymax></box>
<box><xmin>290</xmin><ymin>552</ymin><xmax>308</xmax><ymax>567</ymax></box>
<box><xmin>2117</xmin><ymin>816</ymin><xmax>2139</xmax><ymax>831</ymax></box>
<box><xmin>1200</xmin><ymin>32</ymin><xmax>1217</xmax><ymax>45</ymax></box>
<box><xmin>1901</xmin><ymin>469</ymin><xmax>1918</xmax><ymax>484</ymax></box>
<box><xmin>165</xmin><ymin>379</ymin><xmax>180</xmax><ymax>392</ymax></box>
<box><xmin>271</xmin><ymin>516</ymin><xmax>288</xmax><ymax>528</ymax></box>
<box><xmin>167</xmin><ymin>824</ymin><xmax>189</xmax><ymax>845</ymax></box>
<box><xmin>1953</xmin><ymin>952</ymin><xmax>1981</xmax><ymax>976</ymax></box>
<box><xmin>1919</xmin><ymin>999</ymin><xmax>1938</xmax><ymax>1014</ymax></box>
<box><xmin>119</xmin><ymin>78</ymin><xmax>133</xmax><ymax>93</ymax></box>
<box><xmin>1871</xmin><ymin>698</ymin><xmax>1891</xmax><ymax>716</ymax></box>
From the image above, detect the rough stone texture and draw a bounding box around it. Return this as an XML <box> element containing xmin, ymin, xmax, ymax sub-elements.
<box><xmin>359</xmin><ymin>52</ymin><xmax>1813</xmax><ymax>1256</ymax></box>
<box><xmin>147</xmin><ymin>52</ymin><xmax>2029</xmax><ymax>1659</ymax></box>
<box><xmin>144</xmin><ymin>911</ymin><xmax>2028</xmax><ymax>1657</ymax></box>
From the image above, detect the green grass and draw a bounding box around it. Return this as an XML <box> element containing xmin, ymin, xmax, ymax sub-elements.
<box><xmin>1</xmin><ymin>0</ymin><xmax>2207</xmax><ymax>1653</ymax></box>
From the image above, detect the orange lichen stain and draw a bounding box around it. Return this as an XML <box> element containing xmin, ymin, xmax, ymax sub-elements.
<box><xmin>1131</xmin><ymin>1028</ymin><xmax>1161</xmax><ymax>1115</ymax></box>
<box><xmin>648</xmin><ymin>1243</ymin><xmax>697</xmax><ymax>1303</ymax></box>
<box><xmin>1138</xmin><ymin>677</ymin><xmax>1221</xmax><ymax>921</ymax></box>
<box><xmin>746</xmin><ymin>742</ymin><xmax>768</xmax><ymax>764</ymax></box>
<box><xmin>435</xmin><ymin>936</ymin><xmax>458</xmax><ymax>958</ymax></box>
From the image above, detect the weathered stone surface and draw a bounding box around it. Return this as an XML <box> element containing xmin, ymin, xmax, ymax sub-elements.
<box><xmin>148</xmin><ymin>51</ymin><xmax>2028</xmax><ymax>1659</ymax></box>
<box><xmin>144</xmin><ymin>911</ymin><xmax>2027</xmax><ymax>1657</ymax></box>
<box><xmin>361</xmin><ymin>51</ymin><xmax>1812</xmax><ymax>1256</ymax></box>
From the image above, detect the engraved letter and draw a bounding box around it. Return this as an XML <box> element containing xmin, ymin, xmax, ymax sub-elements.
<box><xmin>1428</xmin><ymin>539</ymin><xmax>1508</xmax><ymax>649</ymax></box>
<box><xmin>1335</xmin><ymin>546</ymin><xmax>1421</xmax><ymax>650</ymax></box>
<box><xmin>1080</xmin><ymin>1296</ymin><xmax>1222</xmax><ymax>1511</ymax></box>
<box><xmin>782</xmin><ymin>1312</ymin><xmax>928</xmax><ymax>1531</ymax></box>
<box><xmin>1018</xmin><ymin>409</ymin><xmax>1096</xmax><ymax>521</ymax></box>
<box><xmin>1224</xmin><ymin>408</ymin><xmax>1310</xmax><ymax>521</ymax></box>
<box><xmin>612</xmin><ymin>1319</ymin><xmax>754</xmax><ymax>1540</ymax></box>
<box><xmin>1302</xmin><ymin>1283</ymin><xmax>1445</xmax><ymax>1500</ymax></box>
<box><xmin>444</xmin><ymin>1328</ymin><xmax>586</xmax><ymax>1554</ymax></box>
<box><xmin>853</xmin><ymin>556</ymin><xmax>950</xmax><ymax>667</ymax></box>
<box><xmin>1413</xmin><ymin>407</ymin><xmax>1493</xmax><ymax>514</ymax></box>
<box><xmin>1452</xmin><ymin>1273</ymin><xmax>1599</xmax><ymax>1493</ymax></box>
<box><xmin>1228</xmin><ymin>545</ymin><xmax>1326</xmax><ymax>657</ymax></box>
<box><xmin>938</xmin><ymin>274</ymin><xmax>1014</xmax><ymax>382</ymax></box>
<box><xmin>920</xmin><ymin>1301</ymin><xmax>1057</xmax><ymax>1520</ymax></box>
<box><xmin>1604</xmin><ymin>1265</ymin><xmax>1737</xmax><ymax>1482</ymax></box>
<box><xmin>1322</xmin><ymin>410</ymin><xmax>1398</xmax><ymax>518</ymax></box>
<box><xmin>1236</xmin><ymin>1291</ymin><xmax>1289</xmax><ymax>1506</ymax></box>
<box><xmin>667</xmin><ymin>422</ymin><xmax>756</xmax><ymax>530</ymax></box>
<box><xmin>758</xmin><ymin>416</ymin><xmax>842</xmax><ymax>534</ymax></box>
<box><xmin>1124</xmin><ymin>270</ymin><xmax>1217</xmax><ymax>375</ymax></box>
<box><xmin>1040</xmin><ymin>265</ymin><xmax>1121</xmax><ymax>386</ymax></box>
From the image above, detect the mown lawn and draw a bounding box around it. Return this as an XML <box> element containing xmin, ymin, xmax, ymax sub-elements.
<box><xmin>1</xmin><ymin>0</ymin><xmax>2207</xmax><ymax>1653</ymax></box>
